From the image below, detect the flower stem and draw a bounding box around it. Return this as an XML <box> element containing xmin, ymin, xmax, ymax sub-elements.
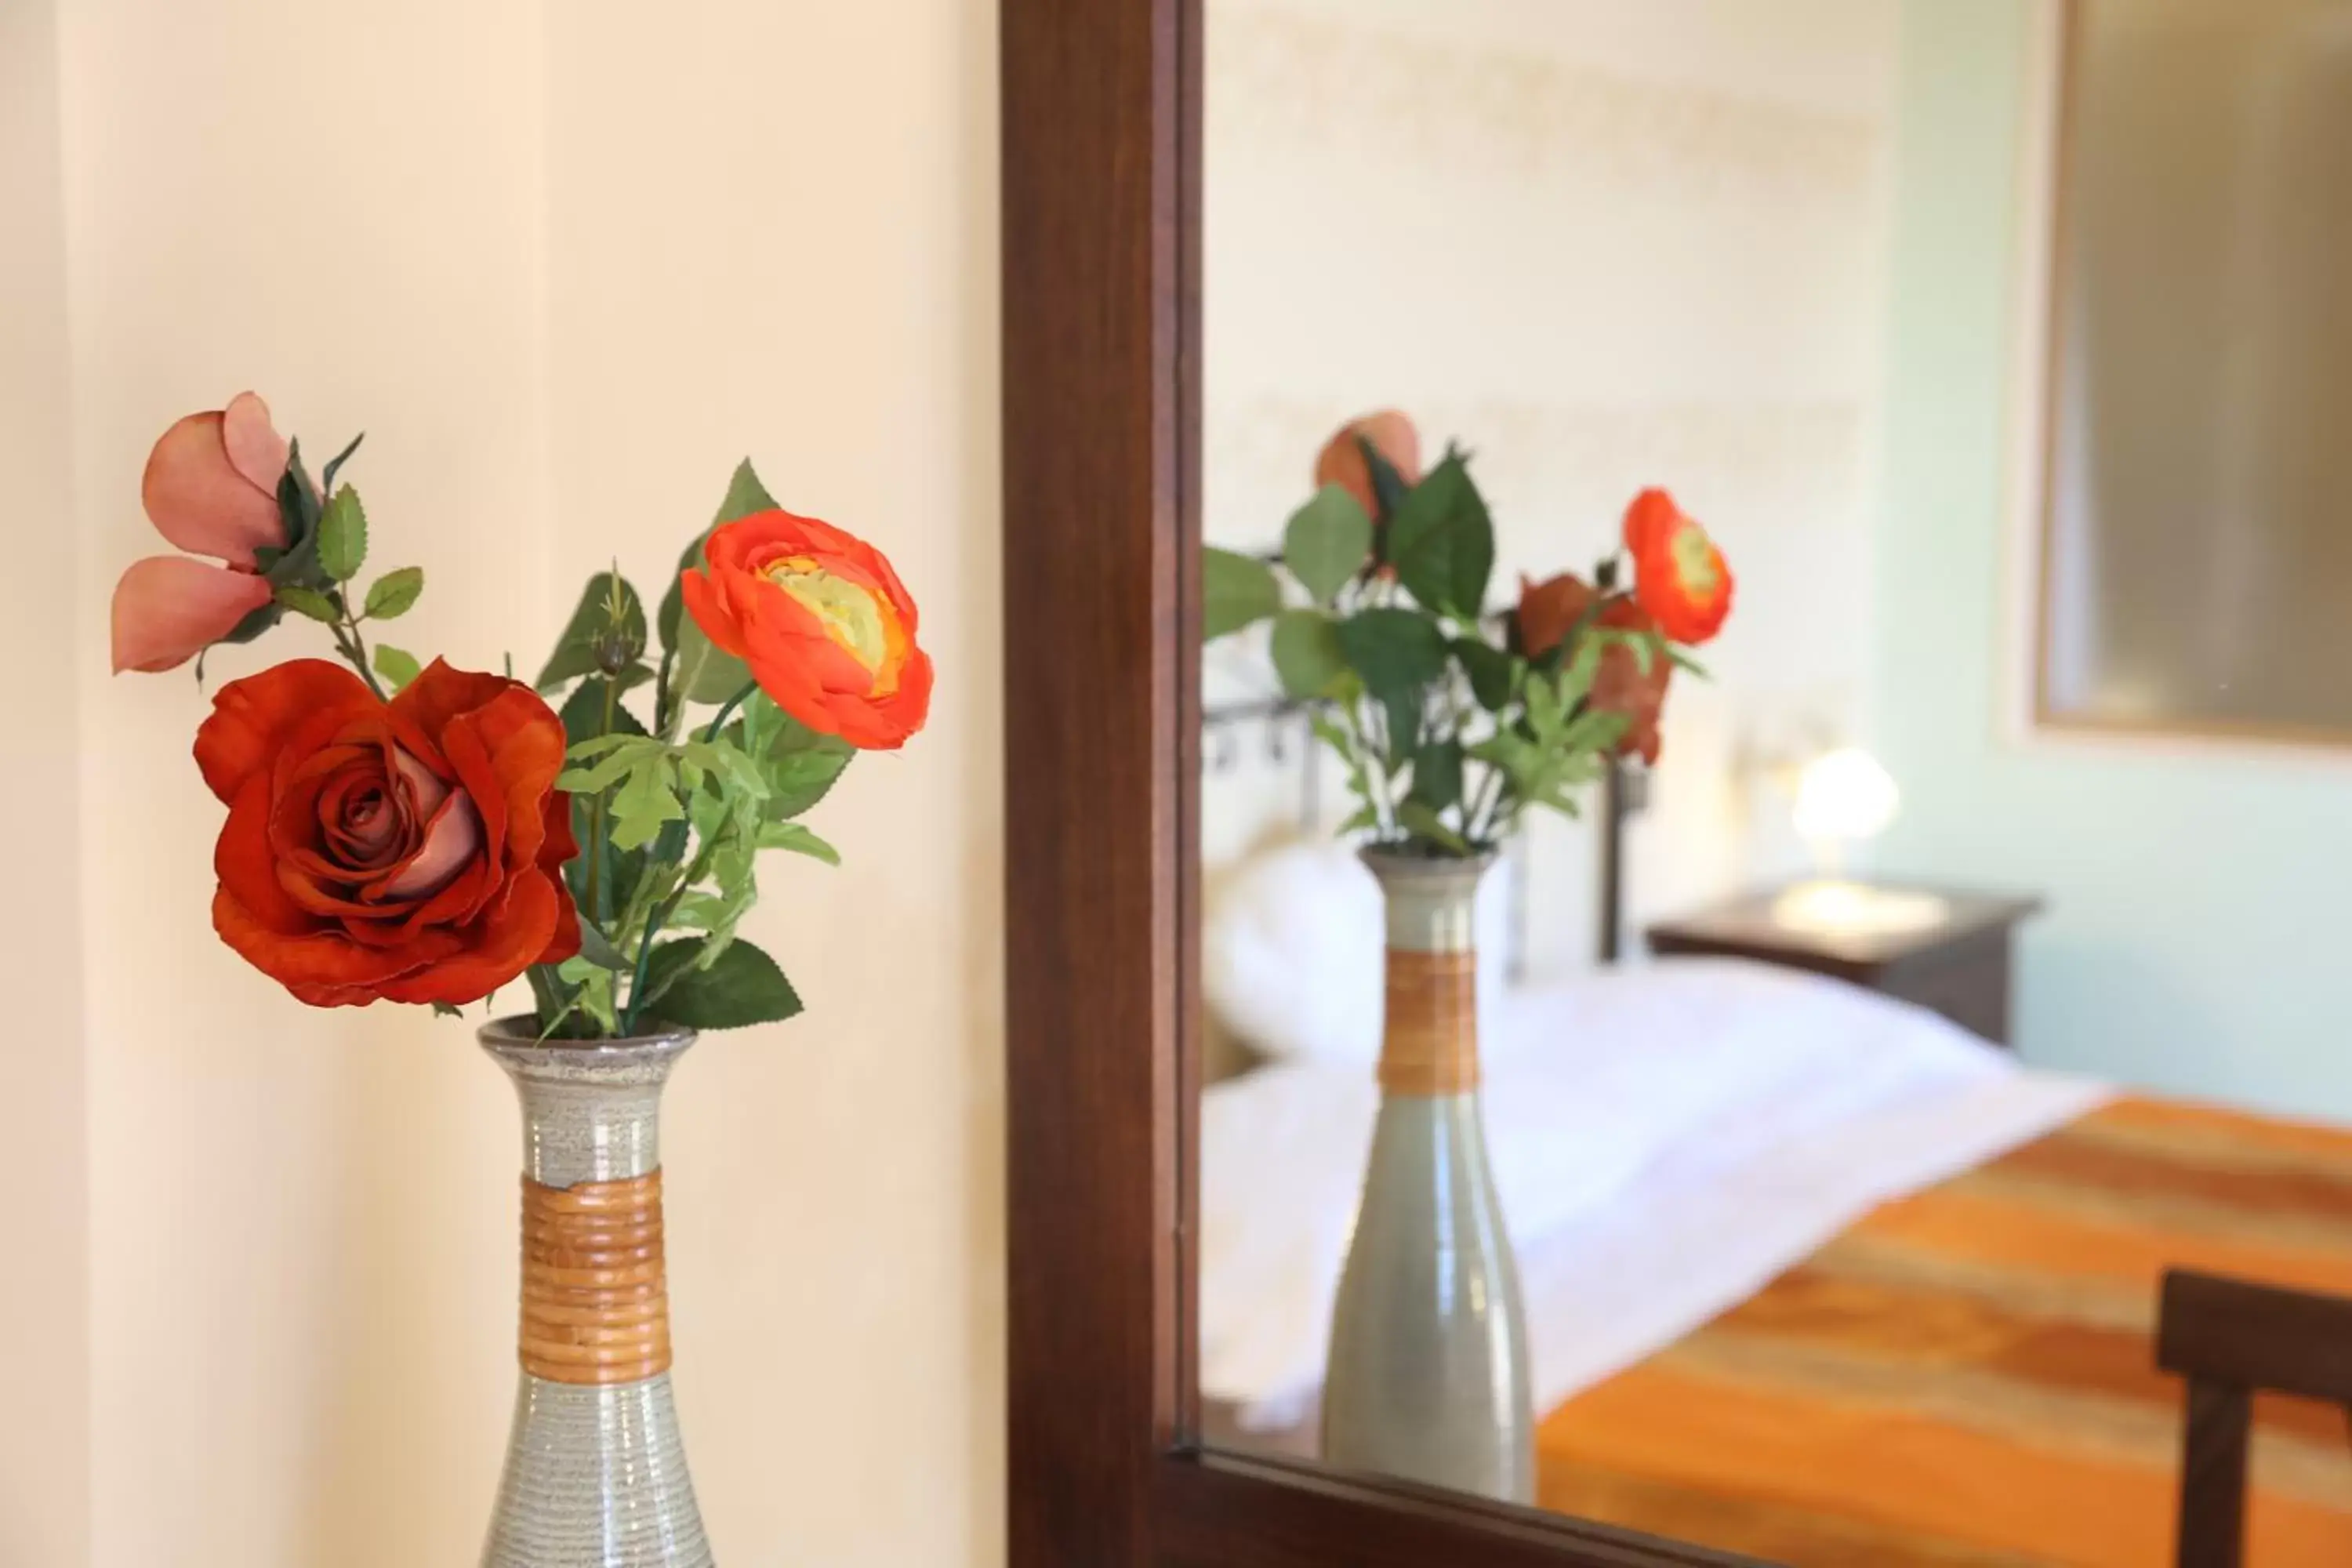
<box><xmin>584</xmin><ymin>675</ymin><xmax>619</xmax><ymax>924</ymax></box>
<box><xmin>609</xmin><ymin>682</ymin><xmax>760</xmax><ymax>1036</ymax></box>
<box><xmin>700</xmin><ymin>681</ymin><xmax>759</xmax><ymax>744</ymax></box>
<box><xmin>617</xmin><ymin>828</ymin><xmax>726</xmax><ymax>1036</ymax></box>
<box><xmin>329</xmin><ymin>597</ymin><xmax>390</xmax><ymax>701</ymax></box>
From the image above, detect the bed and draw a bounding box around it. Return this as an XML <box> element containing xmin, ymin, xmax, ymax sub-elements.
<box><xmin>1196</xmin><ymin>837</ymin><xmax>2352</xmax><ymax>1566</ymax></box>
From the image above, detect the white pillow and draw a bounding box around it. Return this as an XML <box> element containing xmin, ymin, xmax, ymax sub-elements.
<box><xmin>1201</xmin><ymin>837</ymin><xmax>1512</xmax><ymax>1067</ymax></box>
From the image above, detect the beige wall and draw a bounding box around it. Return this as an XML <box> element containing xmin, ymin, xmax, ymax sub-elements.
<box><xmin>0</xmin><ymin>0</ymin><xmax>92</xmax><ymax>1563</ymax></box>
<box><xmin>34</xmin><ymin>1</ymin><xmax>1001</xmax><ymax>1563</ymax></box>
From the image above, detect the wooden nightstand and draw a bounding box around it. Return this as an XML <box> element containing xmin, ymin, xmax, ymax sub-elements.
<box><xmin>1645</xmin><ymin>884</ymin><xmax>2044</xmax><ymax>1047</ymax></box>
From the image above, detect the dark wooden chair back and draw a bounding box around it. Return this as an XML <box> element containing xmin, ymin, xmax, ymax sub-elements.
<box><xmin>2157</xmin><ymin>1268</ymin><xmax>2352</xmax><ymax>1567</ymax></box>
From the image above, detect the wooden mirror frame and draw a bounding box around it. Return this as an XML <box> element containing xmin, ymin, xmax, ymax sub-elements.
<box><xmin>1001</xmin><ymin>3</ymin><xmax>1762</xmax><ymax>1564</ymax></box>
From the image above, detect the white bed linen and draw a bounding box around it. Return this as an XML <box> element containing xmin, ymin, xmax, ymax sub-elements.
<box><xmin>1200</xmin><ymin>959</ymin><xmax>2111</xmax><ymax>1431</ymax></box>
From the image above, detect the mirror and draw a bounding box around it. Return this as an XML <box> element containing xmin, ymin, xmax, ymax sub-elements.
<box><xmin>1190</xmin><ymin>0</ymin><xmax>2352</xmax><ymax>1561</ymax></box>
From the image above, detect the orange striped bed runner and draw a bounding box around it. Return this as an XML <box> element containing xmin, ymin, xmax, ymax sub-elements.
<box><xmin>1537</xmin><ymin>1097</ymin><xmax>2352</xmax><ymax>1566</ymax></box>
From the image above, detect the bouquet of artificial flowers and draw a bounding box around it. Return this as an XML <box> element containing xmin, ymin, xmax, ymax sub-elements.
<box><xmin>1203</xmin><ymin>411</ymin><xmax>1731</xmax><ymax>853</ymax></box>
<box><xmin>111</xmin><ymin>392</ymin><xmax>931</xmax><ymax>1038</ymax></box>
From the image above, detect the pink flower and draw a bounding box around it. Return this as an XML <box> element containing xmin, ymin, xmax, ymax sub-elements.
<box><xmin>111</xmin><ymin>393</ymin><xmax>290</xmax><ymax>673</ymax></box>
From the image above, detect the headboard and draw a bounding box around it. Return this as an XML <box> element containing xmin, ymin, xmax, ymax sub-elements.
<box><xmin>1201</xmin><ymin>696</ymin><xmax>1645</xmax><ymax>975</ymax></box>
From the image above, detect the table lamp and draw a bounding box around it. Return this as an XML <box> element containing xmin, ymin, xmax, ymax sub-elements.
<box><xmin>1770</xmin><ymin>746</ymin><xmax>1948</xmax><ymax>936</ymax></box>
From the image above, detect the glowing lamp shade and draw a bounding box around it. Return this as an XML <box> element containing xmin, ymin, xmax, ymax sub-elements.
<box><xmin>1791</xmin><ymin>747</ymin><xmax>1900</xmax><ymax>847</ymax></box>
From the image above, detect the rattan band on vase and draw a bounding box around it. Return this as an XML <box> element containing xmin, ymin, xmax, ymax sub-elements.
<box><xmin>1378</xmin><ymin>948</ymin><xmax>1479</xmax><ymax>1096</ymax></box>
<box><xmin>518</xmin><ymin>1171</ymin><xmax>673</xmax><ymax>1385</ymax></box>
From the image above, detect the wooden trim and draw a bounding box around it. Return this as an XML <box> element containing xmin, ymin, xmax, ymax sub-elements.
<box><xmin>2154</xmin><ymin>1269</ymin><xmax>2352</xmax><ymax>1568</ymax></box>
<box><xmin>1002</xmin><ymin>0</ymin><xmax>1183</xmax><ymax>1561</ymax></box>
<box><xmin>2156</xmin><ymin>1269</ymin><xmax>2352</xmax><ymax>1408</ymax></box>
<box><xmin>2026</xmin><ymin>0</ymin><xmax>2081</xmax><ymax>739</ymax></box>
<box><xmin>2172</xmin><ymin>1381</ymin><xmax>2249</xmax><ymax>1568</ymax></box>
<box><xmin>1157</xmin><ymin>1452</ymin><xmax>1766</xmax><ymax>1568</ymax></box>
<box><xmin>1002</xmin><ymin>2</ymin><xmax>1773</xmax><ymax>1563</ymax></box>
<box><xmin>2034</xmin><ymin>709</ymin><xmax>2352</xmax><ymax>757</ymax></box>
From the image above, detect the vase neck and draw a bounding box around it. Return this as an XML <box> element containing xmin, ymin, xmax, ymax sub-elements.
<box><xmin>1360</xmin><ymin>848</ymin><xmax>1494</xmax><ymax>954</ymax></box>
<box><xmin>479</xmin><ymin>1022</ymin><xmax>698</xmax><ymax>1393</ymax></box>
<box><xmin>479</xmin><ymin>1025</ymin><xmax>696</xmax><ymax>1187</ymax></box>
<box><xmin>1362</xmin><ymin>852</ymin><xmax>1490</xmax><ymax>1098</ymax></box>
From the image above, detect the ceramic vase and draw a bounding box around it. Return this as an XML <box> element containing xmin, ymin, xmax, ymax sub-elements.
<box><xmin>478</xmin><ymin>1018</ymin><xmax>714</xmax><ymax>1567</ymax></box>
<box><xmin>1320</xmin><ymin>848</ymin><xmax>1535</xmax><ymax>1504</ymax></box>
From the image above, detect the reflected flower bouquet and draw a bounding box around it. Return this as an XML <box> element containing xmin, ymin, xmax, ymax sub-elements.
<box><xmin>1203</xmin><ymin>411</ymin><xmax>1730</xmax><ymax>856</ymax></box>
<box><xmin>111</xmin><ymin>392</ymin><xmax>932</xmax><ymax>1038</ymax></box>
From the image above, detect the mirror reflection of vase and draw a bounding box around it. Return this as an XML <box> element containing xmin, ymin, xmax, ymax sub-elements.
<box><xmin>1320</xmin><ymin>849</ymin><xmax>1534</xmax><ymax>1504</ymax></box>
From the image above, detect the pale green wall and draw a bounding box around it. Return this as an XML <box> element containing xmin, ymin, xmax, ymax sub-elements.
<box><xmin>1870</xmin><ymin>0</ymin><xmax>2352</xmax><ymax>1119</ymax></box>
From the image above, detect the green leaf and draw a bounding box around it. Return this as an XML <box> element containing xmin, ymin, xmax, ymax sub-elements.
<box><xmin>1357</xmin><ymin>435</ymin><xmax>1414</xmax><ymax>528</ymax></box>
<box><xmin>1336</xmin><ymin>804</ymin><xmax>1379</xmax><ymax>835</ymax></box>
<box><xmin>1396</xmin><ymin>801</ymin><xmax>1472</xmax><ymax>856</ymax></box>
<box><xmin>1558</xmin><ymin>635</ymin><xmax>1608</xmax><ymax>710</ymax></box>
<box><xmin>524</xmin><ymin>962</ymin><xmax>583</xmax><ymax>1039</ymax></box>
<box><xmin>659</xmin><ymin>459</ymin><xmax>780</xmax><ymax>648</ymax></box>
<box><xmin>713</xmin><ymin>456</ymin><xmax>780</xmax><ymax>524</ymax></box>
<box><xmin>757</xmin><ymin>821</ymin><xmax>841</xmax><ymax>866</ymax></box>
<box><xmin>556</xmin><ymin>675</ymin><xmax>650</xmax><ymax>749</ymax></box>
<box><xmin>1283</xmin><ymin>485</ymin><xmax>1374</xmax><ymax>606</ymax></box>
<box><xmin>1454</xmin><ymin>639</ymin><xmax>1517</xmax><ymax>712</ymax></box>
<box><xmin>554</xmin><ymin>956</ymin><xmax>620</xmax><ymax>1034</ymax></box>
<box><xmin>537</xmin><ymin>572</ymin><xmax>648</xmax><ymax>692</ymax></box>
<box><xmin>672</xmin><ymin>614</ymin><xmax>753</xmax><ymax>705</ymax></box>
<box><xmin>1203</xmin><ymin>547</ymin><xmax>1282</xmax><ymax>641</ymax></box>
<box><xmin>216</xmin><ymin>601</ymin><xmax>285</xmax><ymax>648</ymax></box>
<box><xmin>1409</xmin><ymin>739</ymin><xmax>1465</xmax><ymax>815</ymax></box>
<box><xmin>318</xmin><ymin>486</ymin><xmax>368</xmax><ymax>582</ymax></box>
<box><xmin>734</xmin><ymin>707</ymin><xmax>855</xmax><ymax>820</ymax></box>
<box><xmin>275</xmin><ymin>585</ymin><xmax>339</xmax><ymax>623</ymax></box>
<box><xmin>1667</xmin><ymin>645</ymin><xmax>1709</xmax><ymax>678</ymax></box>
<box><xmin>574</xmin><ymin>920</ymin><xmax>630</xmax><ymax>971</ymax></box>
<box><xmin>1385</xmin><ymin>451</ymin><xmax>1494</xmax><ymax>617</ymax></box>
<box><xmin>318</xmin><ymin>431</ymin><xmax>365</xmax><ymax>498</ymax></box>
<box><xmin>760</xmin><ymin>731</ymin><xmax>854</xmax><ymax>821</ymax></box>
<box><xmin>1334</xmin><ymin>607</ymin><xmax>1448</xmax><ymax>697</ymax></box>
<box><xmin>1523</xmin><ymin>670</ymin><xmax>1568</xmax><ymax>742</ymax></box>
<box><xmin>266</xmin><ymin>439</ymin><xmax>325</xmax><ymax>586</ymax></box>
<box><xmin>563</xmin><ymin>787</ymin><xmax>641</xmax><ymax>923</ymax></box>
<box><xmin>372</xmin><ymin>644</ymin><xmax>422</xmax><ymax>693</ymax></box>
<box><xmin>566</xmin><ymin>732</ymin><xmax>652</xmax><ymax>760</ymax></box>
<box><xmin>1269</xmin><ymin>609</ymin><xmax>1348</xmax><ymax>701</ymax></box>
<box><xmin>1560</xmin><ymin>708</ymin><xmax>1632</xmax><ymax>757</ymax></box>
<box><xmin>640</xmin><ymin>937</ymin><xmax>804</xmax><ymax>1030</ymax></box>
<box><xmin>430</xmin><ymin>1000</ymin><xmax>463</xmax><ymax>1019</ymax></box>
<box><xmin>362</xmin><ymin>566</ymin><xmax>423</xmax><ymax>620</ymax></box>
<box><xmin>607</xmin><ymin>757</ymin><xmax>684</xmax><ymax>851</ymax></box>
<box><xmin>659</xmin><ymin>537</ymin><xmax>710</xmax><ymax>652</ymax></box>
<box><xmin>1381</xmin><ymin>688</ymin><xmax>1420</xmax><ymax>775</ymax></box>
<box><xmin>559</xmin><ymin>736</ymin><xmax>666</xmax><ymax>795</ymax></box>
<box><xmin>682</xmin><ymin>739</ymin><xmax>771</xmax><ymax>800</ymax></box>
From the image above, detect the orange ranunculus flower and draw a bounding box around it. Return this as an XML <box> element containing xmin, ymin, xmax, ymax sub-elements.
<box><xmin>195</xmin><ymin>658</ymin><xmax>581</xmax><ymax>1007</ymax></box>
<box><xmin>1517</xmin><ymin>572</ymin><xmax>1673</xmax><ymax>764</ymax></box>
<box><xmin>678</xmin><ymin>508</ymin><xmax>933</xmax><ymax>750</ymax></box>
<box><xmin>111</xmin><ymin>392</ymin><xmax>290</xmax><ymax>673</ymax></box>
<box><xmin>1622</xmin><ymin>488</ymin><xmax>1733</xmax><ymax>646</ymax></box>
<box><xmin>1313</xmin><ymin>410</ymin><xmax>1422</xmax><ymax>521</ymax></box>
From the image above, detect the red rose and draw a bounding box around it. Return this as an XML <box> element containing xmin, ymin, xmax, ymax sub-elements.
<box><xmin>194</xmin><ymin>658</ymin><xmax>581</xmax><ymax>1007</ymax></box>
<box><xmin>1622</xmin><ymin>488</ymin><xmax>1733</xmax><ymax>646</ymax></box>
<box><xmin>1516</xmin><ymin>573</ymin><xmax>1673</xmax><ymax>764</ymax></box>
